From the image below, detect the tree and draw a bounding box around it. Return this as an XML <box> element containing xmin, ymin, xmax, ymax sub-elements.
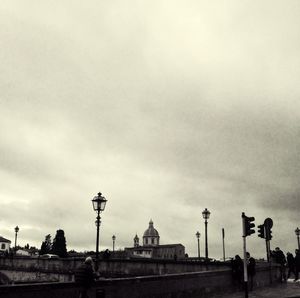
<box><xmin>52</xmin><ymin>229</ymin><xmax>67</xmax><ymax>258</ymax></box>
<box><xmin>40</xmin><ymin>234</ymin><xmax>52</xmax><ymax>255</ymax></box>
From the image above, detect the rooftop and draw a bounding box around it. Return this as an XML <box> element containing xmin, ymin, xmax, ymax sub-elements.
<box><xmin>0</xmin><ymin>236</ymin><xmax>11</xmax><ymax>243</ymax></box>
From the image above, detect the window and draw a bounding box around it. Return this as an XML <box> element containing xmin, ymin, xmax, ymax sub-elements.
<box><xmin>145</xmin><ymin>238</ymin><xmax>148</xmax><ymax>244</ymax></box>
<box><xmin>1</xmin><ymin>244</ymin><xmax>5</xmax><ymax>249</ymax></box>
<box><xmin>151</xmin><ymin>238</ymin><xmax>154</xmax><ymax>244</ymax></box>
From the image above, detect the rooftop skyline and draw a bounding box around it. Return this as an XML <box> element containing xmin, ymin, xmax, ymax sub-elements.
<box><xmin>0</xmin><ymin>1</ymin><xmax>300</xmax><ymax>259</ymax></box>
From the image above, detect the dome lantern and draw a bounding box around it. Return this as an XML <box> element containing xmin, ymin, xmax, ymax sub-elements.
<box><xmin>143</xmin><ymin>219</ymin><xmax>160</xmax><ymax>246</ymax></box>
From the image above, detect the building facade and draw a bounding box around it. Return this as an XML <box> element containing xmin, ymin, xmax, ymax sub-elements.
<box><xmin>0</xmin><ymin>236</ymin><xmax>11</xmax><ymax>254</ymax></box>
<box><xmin>125</xmin><ymin>220</ymin><xmax>185</xmax><ymax>260</ymax></box>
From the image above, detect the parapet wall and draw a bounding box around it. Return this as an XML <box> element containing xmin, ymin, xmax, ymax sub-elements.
<box><xmin>0</xmin><ymin>264</ymin><xmax>280</xmax><ymax>298</ymax></box>
<box><xmin>0</xmin><ymin>257</ymin><xmax>229</xmax><ymax>279</ymax></box>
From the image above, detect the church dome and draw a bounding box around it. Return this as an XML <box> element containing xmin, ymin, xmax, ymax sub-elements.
<box><xmin>143</xmin><ymin>219</ymin><xmax>159</xmax><ymax>237</ymax></box>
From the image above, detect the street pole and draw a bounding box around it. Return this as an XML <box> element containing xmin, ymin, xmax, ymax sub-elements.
<box><xmin>95</xmin><ymin>210</ymin><xmax>100</xmax><ymax>271</ymax></box>
<box><xmin>202</xmin><ymin>208</ymin><xmax>210</xmax><ymax>264</ymax></box>
<box><xmin>205</xmin><ymin>219</ymin><xmax>208</xmax><ymax>260</ymax></box>
<box><xmin>265</xmin><ymin>234</ymin><xmax>272</xmax><ymax>283</ymax></box>
<box><xmin>242</xmin><ymin>213</ymin><xmax>248</xmax><ymax>298</ymax></box>
<box><xmin>196</xmin><ymin>231</ymin><xmax>200</xmax><ymax>259</ymax></box>
<box><xmin>296</xmin><ymin>228</ymin><xmax>300</xmax><ymax>250</ymax></box>
<box><xmin>265</xmin><ymin>223</ymin><xmax>269</xmax><ymax>262</ymax></box>
<box><xmin>15</xmin><ymin>231</ymin><xmax>18</xmax><ymax>248</ymax></box>
<box><xmin>112</xmin><ymin>235</ymin><xmax>116</xmax><ymax>252</ymax></box>
<box><xmin>243</xmin><ymin>235</ymin><xmax>248</xmax><ymax>298</ymax></box>
<box><xmin>14</xmin><ymin>226</ymin><xmax>19</xmax><ymax>252</ymax></box>
<box><xmin>92</xmin><ymin>192</ymin><xmax>107</xmax><ymax>273</ymax></box>
<box><xmin>222</xmin><ymin>228</ymin><xmax>225</xmax><ymax>262</ymax></box>
<box><xmin>197</xmin><ymin>237</ymin><xmax>200</xmax><ymax>259</ymax></box>
<box><xmin>267</xmin><ymin>239</ymin><xmax>272</xmax><ymax>284</ymax></box>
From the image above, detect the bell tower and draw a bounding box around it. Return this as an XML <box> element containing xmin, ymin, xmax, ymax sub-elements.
<box><xmin>134</xmin><ymin>234</ymin><xmax>139</xmax><ymax>247</ymax></box>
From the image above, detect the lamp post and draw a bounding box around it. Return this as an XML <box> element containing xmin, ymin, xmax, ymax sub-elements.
<box><xmin>196</xmin><ymin>231</ymin><xmax>201</xmax><ymax>259</ymax></box>
<box><xmin>112</xmin><ymin>235</ymin><xmax>116</xmax><ymax>252</ymax></box>
<box><xmin>295</xmin><ymin>227</ymin><xmax>300</xmax><ymax>250</ymax></box>
<box><xmin>222</xmin><ymin>228</ymin><xmax>225</xmax><ymax>262</ymax></box>
<box><xmin>14</xmin><ymin>226</ymin><xmax>19</xmax><ymax>251</ymax></box>
<box><xmin>92</xmin><ymin>192</ymin><xmax>107</xmax><ymax>271</ymax></box>
<box><xmin>202</xmin><ymin>208</ymin><xmax>210</xmax><ymax>261</ymax></box>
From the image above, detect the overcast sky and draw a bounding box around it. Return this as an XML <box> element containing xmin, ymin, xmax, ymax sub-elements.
<box><xmin>0</xmin><ymin>1</ymin><xmax>300</xmax><ymax>259</ymax></box>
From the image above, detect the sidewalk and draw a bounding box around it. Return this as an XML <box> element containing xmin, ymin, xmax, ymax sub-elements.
<box><xmin>215</xmin><ymin>279</ymin><xmax>300</xmax><ymax>298</ymax></box>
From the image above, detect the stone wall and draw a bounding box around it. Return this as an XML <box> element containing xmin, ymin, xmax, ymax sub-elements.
<box><xmin>1</xmin><ymin>269</ymin><xmax>73</xmax><ymax>283</ymax></box>
<box><xmin>0</xmin><ymin>264</ymin><xmax>280</xmax><ymax>298</ymax></box>
<box><xmin>0</xmin><ymin>256</ymin><xmax>229</xmax><ymax>279</ymax></box>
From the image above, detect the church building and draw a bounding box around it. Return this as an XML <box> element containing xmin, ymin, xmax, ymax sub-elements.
<box><xmin>125</xmin><ymin>220</ymin><xmax>185</xmax><ymax>260</ymax></box>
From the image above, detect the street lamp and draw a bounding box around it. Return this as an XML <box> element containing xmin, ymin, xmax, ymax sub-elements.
<box><xmin>202</xmin><ymin>208</ymin><xmax>211</xmax><ymax>261</ymax></box>
<box><xmin>112</xmin><ymin>235</ymin><xmax>116</xmax><ymax>252</ymax></box>
<box><xmin>14</xmin><ymin>226</ymin><xmax>19</xmax><ymax>250</ymax></box>
<box><xmin>295</xmin><ymin>227</ymin><xmax>300</xmax><ymax>250</ymax></box>
<box><xmin>92</xmin><ymin>192</ymin><xmax>107</xmax><ymax>271</ymax></box>
<box><xmin>196</xmin><ymin>231</ymin><xmax>201</xmax><ymax>259</ymax></box>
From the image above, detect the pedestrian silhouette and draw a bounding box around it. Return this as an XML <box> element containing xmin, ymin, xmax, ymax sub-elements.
<box><xmin>272</xmin><ymin>247</ymin><xmax>286</xmax><ymax>282</ymax></box>
<box><xmin>75</xmin><ymin>257</ymin><xmax>97</xmax><ymax>298</ymax></box>
<box><xmin>286</xmin><ymin>252</ymin><xmax>296</xmax><ymax>279</ymax></box>
<box><xmin>246</xmin><ymin>252</ymin><xmax>256</xmax><ymax>291</ymax></box>
<box><xmin>103</xmin><ymin>249</ymin><xmax>111</xmax><ymax>260</ymax></box>
<box><xmin>232</xmin><ymin>255</ymin><xmax>243</xmax><ymax>288</ymax></box>
<box><xmin>295</xmin><ymin>249</ymin><xmax>300</xmax><ymax>281</ymax></box>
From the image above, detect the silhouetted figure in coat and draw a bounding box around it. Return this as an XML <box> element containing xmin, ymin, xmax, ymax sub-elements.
<box><xmin>286</xmin><ymin>252</ymin><xmax>295</xmax><ymax>279</ymax></box>
<box><xmin>75</xmin><ymin>257</ymin><xmax>97</xmax><ymax>298</ymax></box>
<box><xmin>103</xmin><ymin>249</ymin><xmax>111</xmax><ymax>260</ymax></box>
<box><xmin>232</xmin><ymin>255</ymin><xmax>243</xmax><ymax>288</ymax></box>
<box><xmin>273</xmin><ymin>247</ymin><xmax>286</xmax><ymax>282</ymax></box>
<box><xmin>246</xmin><ymin>252</ymin><xmax>256</xmax><ymax>291</ymax></box>
<box><xmin>295</xmin><ymin>249</ymin><xmax>300</xmax><ymax>281</ymax></box>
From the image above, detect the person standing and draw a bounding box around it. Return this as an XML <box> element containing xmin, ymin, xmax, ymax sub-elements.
<box><xmin>232</xmin><ymin>255</ymin><xmax>243</xmax><ymax>288</ymax></box>
<box><xmin>286</xmin><ymin>252</ymin><xmax>295</xmax><ymax>279</ymax></box>
<box><xmin>295</xmin><ymin>249</ymin><xmax>300</xmax><ymax>281</ymax></box>
<box><xmin>246</xmin><ymin>252</ymin><xmax>256</xmax><ymax>291</ymax></box>
<box><xmin>273</xmin><ymin>247</ymin><xmax>287</xmax><ymax>282</ymax></box>
<box><xmin>75</xmin><ymin>257</ymin><xmax>97</xmax><ymax>298</ymax></box>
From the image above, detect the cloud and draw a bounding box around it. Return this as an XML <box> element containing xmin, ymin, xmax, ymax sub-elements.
<box><xmin>0</xmin><ymin>1</ymin><xmax>299</xmax><ymax>259</ymax></box>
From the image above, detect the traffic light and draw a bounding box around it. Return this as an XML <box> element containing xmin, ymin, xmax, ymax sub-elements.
<box><xmin>242</xmin><ymin>213</ymin><xmax>255</xmax><ymax>236</ymax></box>
<box><xmin>265</xmin><ymin>226</ymin><xmax>272</xmax><ymax>241</ymax></box>
<box><xmin>258</xmin><ymin>224</ymin><xmax>265</xmax><ymax>239</ymax></box>
<box><xmin>264</xmin><ymin>218</ymin><xmax>273</xmax><ymax>241</ymax></box>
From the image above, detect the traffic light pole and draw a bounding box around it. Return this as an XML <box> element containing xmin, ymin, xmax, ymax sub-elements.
<box><xmin>264</xmin><ymin>224</ymin><xmax>270</xmax><ymax>262</ymax></box>
<box><xmin>264</xmin><ymin>218</ymin><xmax>273</xmax><ymax>285</ymax></box>
<box><xmin>266</xmin><ymin>239</ymin><xmax>272</xmax><ymax>284</ymax></box>
<box><xmin>241</xmin><ymin>212</ymin><xmax>255</xmax><ymax>298</ymax></box>
<box><xmin>265</xmin><ymin>238</ymin><xmax>270</xmax><ymax>262</ymax></box>
<box><xmin>243</xmin><ymin>235</ymin><xmax>248</xmax><ymax>298</ymax></box>
<box><xmin>242</xmin><ymin>213</ymin><xmax>249</xmax><ymax>298</ymax></box>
